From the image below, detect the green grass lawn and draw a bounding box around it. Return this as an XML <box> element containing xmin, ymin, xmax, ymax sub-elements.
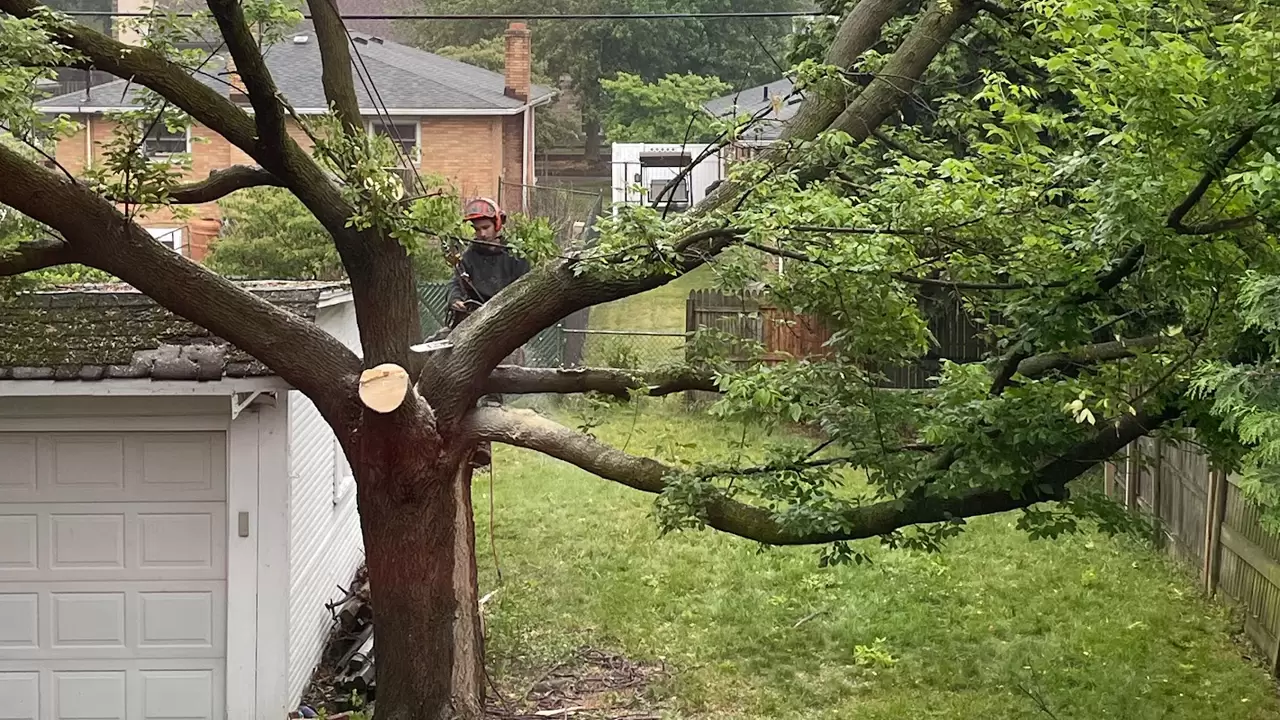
<box><xmin>477</xmin><ymin>405</ymin><xmax>1280</xmax><ymax>719</ymax></box>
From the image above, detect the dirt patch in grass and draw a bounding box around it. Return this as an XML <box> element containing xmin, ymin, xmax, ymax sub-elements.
<box><xmin>485</xmin><ymin>646</ymin><xmax>670</xmax><ymax>720</ymax></box>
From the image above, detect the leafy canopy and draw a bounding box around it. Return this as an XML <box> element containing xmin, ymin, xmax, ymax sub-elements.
<box><xmin>569</xmin><ymin>0</ymin><xmax>1280</xmax><ymax>549</ymax></box>
<box><xmin>601</xmin><ymin>72</ymin><xmax>731</xmax><ymax>143</ymax></box>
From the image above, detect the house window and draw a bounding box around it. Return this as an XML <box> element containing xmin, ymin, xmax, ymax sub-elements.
<box><xmin>333</xmin><ymin>438</ymin><xmax>355</xmax><ymax>504</ymax></box>
<box><xmin>142</xmin><ymin>123</ymin><xmax>189</xmax><ymax>158</ymax></box>
<box><xmin>367</xmin><ymin>118</ymin><xmax>420</xmax><ymax>165</ymax></box>
<box><xmin>146</xmin><ymin>227</ymin><xmax>183</xmax><ymax>252</ymax></box>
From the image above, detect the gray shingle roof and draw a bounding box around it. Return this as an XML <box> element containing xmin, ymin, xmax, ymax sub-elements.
<box><xmin>36</xmin><ymin>30</ymin><xmax>553</xmax><ymax>113</ymax></box>
<box><xmin>0</xmin><ymin>281</ymin><xmax>346</xmax><ymax>381</ymax></box>
<box><xmin>703</xmin><ymin>78</ymin><xmax>799</xmax><ymax>143</ymax></box>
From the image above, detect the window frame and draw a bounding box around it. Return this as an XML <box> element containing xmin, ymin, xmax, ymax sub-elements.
<box><xmin>366</xmin><ymin>117</ymin><xmax>421</xmax><ymax>166</ymax></box>
<box><xmin>144</xmin><ymin>227</ymin><xmax>184</xmax><ymax>253</ymax></box>
<box><xmin>141</xmin><ymin>122</ymin><xmax>191</xmax><ymax>159</ymax></box>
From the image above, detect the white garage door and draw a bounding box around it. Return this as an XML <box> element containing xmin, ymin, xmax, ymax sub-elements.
<box><xmin>0</xmin><ymin>431</ymin><xmax>228</xmax><ymax>720</ymax></box>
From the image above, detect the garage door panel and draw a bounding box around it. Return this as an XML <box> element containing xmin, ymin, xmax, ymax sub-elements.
<box><xmin>54</xmin><ymin>670</ymin><xmax>125</xmax><ymax>719</ymax></box>
<box><xmin>0</xmin><ymin>515</ymin><xmax>37</xmax><ymax>570</ymax></box>
<box><xmin>51</xmin><ymin>514</ymin><xmax>125</xmax><ymax>570</ymax></box>
<box><xmin>0</xmin><ymin>671</ymin><xmax>38</xmax><ymax>720</ymax></box>
<box><xmin>51</xmin><ymin>437</ymin><xmax>126</xmax><ymax>492</ymax></box>
<box><xmin>0</xmin><ymin>433</ymin><xmax>226</xmax><ymax>504</ymax></box>
<box><xmin>0</xmin><ymin>595</ymin><xmax>37</xmax><ymax>649</ymax></box>
<box><xmin>0</xmin><ymin>583</ymin><xmax>226</xmax><ymax>660</ymax></box>
<box><xmin>0</xmin><ymin>664</ymin><xmax>223</xmax><ymax>720</ymax></box>
<box><xmin>0</xmin><ymin>504</ymin><xmax>225</xmax><ymax>583</ymax></box>
<box><xmin>0</xmin><ymin>436</ymin><xmax>36</xmax><ymax>491</ymax></box>
<box><xmin>52</xmin><ymin>593</ymin><xmax>126</xmax><ymax>649</ymax></box>
<box><xmin>137</xmin><ymin>514</ymin><xmax>215</xmax><ymax>571</ymax></box>
<box><xmin>140</xmin><ymin>670</ymin><xmax>215</xmax><ymax>720</ymax></box>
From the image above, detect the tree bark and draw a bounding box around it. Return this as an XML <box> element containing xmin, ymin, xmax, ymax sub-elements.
<box><xmin>450</xmin><ymin>462</ymin><xmax>485</xmax><ymax>718</ymax></box>
<box><xmin>352</xmin><ymin>417</ymin><xmax>484</xmax><ymax>720</ymax></box>
<box><xmin>584</xmin><ymin>116</ymin><xmax>602</xmax><ymax>164</ymax></box>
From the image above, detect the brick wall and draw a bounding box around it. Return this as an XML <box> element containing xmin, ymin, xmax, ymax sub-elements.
<box><xmin>501</xmin><ymin>114</ymin><xmax>525</xmax><ymax>212</ymax></box>
<box><xmin>51</xmin><ymin>112</ymin><xmax>521</xmax><ymax>261</ymax></box>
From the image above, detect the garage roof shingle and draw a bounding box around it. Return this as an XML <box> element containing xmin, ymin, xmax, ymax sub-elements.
<box><xmin>0</xmin><ymin>281</ymin><xmax>347</xmax><ymax>381</ymax></box>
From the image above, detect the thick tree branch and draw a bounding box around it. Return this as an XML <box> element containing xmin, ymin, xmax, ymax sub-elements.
<box><xmin>106</xmin><ymin>165</ymin><xmax>284</xmax><ymax>205</ymax></box>
<box><xmin>484</xmin><ymin>365</ymin><xmax>720</xmax><ymax>399</ymax></box>
<box><xmin>699</xmin><ymin>0</ymin><xmax>913</xmax><ymax>213</ymax></box>
<box><xmin>1015</xmin><ymin>335</ymin><xmax>1166</xmax><ymax>379</ymax></box>
<box><xmin>169</xmin><ymin>165</ymin><xmax>284</xmax><ymax>203</ymax></box>
<box><xmin>13</xmin><ymin>0</ymin><xmax>422</xmax><ymax>370</ymax></box>
<box><xmin>466</xmin><ymin>401</ymin><xmax>1177</xmax><ymax>546</ymax></box>
<box><xmin>0</xmin><ymin>143</ymin><xmax>361</xmax><ymax>410</ymax></box>
<box><xmin>1</xmin><ymin>0</ymin><xmax>375</xmax><ymax>261</ymax></box>
<box><xmin>779</xmin><ymin>0</ymin><xmax>914</xmax><ymax>143</ymax></box>
<box><xmin>306</xmin><ymin>0</ymin><xmax>363</xmax><ymax>131</ymax></box>
<box><xmin>827</xmin><ymin>0</ymin><xmax>981</xmax><ymax>142</ymax></box>
<box><xmin>0</xmin><ymin>237</ymin><xmax>77</xmax><ymax>276</ymax></box>
<box><xmin>204</xmin><ymin>0</ymin><xmax>289</xmax><ymax>146</ymax></box>
<box><xmin>424</xmin><ymin>228</ymin><xmax>742</xmax><ymax>417</ymax></box>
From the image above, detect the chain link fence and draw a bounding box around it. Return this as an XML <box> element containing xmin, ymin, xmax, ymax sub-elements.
<box><xmin>571</xmin><ymin>329</ymin><xmax>688</xmax><ymax>369</ymax></box>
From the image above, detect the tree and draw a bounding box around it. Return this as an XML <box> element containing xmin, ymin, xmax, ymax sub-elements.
<box><xmin>401</xmin><ymin>0</ymin><xmax>799</xmax><ymax>158</ymax></box>
<box><xmin>207</xmin><ymin>186</ymin><xmax>452</xmax><ymax>280</ymax></box>
<box><xmin>4</xmin><ymin>1</ymin><xmax>1280</xmax><ymax>719</ymax></box>
<box><xmin>601</xmin><ymin>72</ymin><xmax>731</xmax><ymax>143</ymax></box>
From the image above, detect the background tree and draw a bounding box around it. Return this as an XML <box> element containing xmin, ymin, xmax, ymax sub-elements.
<box><xmin>401</xmin><ymin>0</ymin><xmax>800</xmax><ymax>157</ymax></box>
<box><xmin>207</xmin><ymin>185</ymin><xmax>453</xmax><ymax>280</ymax></box>
<box><xmin>601</xmin><ymin>72</ymin><xmax>731</xmax><ymax>143</ymax></box>
<box><xmin>4</xmin><ymin>2</ymin><xmax>1280</xmax><ymax>720</ymax></box>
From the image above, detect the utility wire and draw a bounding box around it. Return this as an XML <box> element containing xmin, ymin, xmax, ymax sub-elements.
<box><xmin>62</xmin><ymin>10</ymin><xmax>826</xmax><ymax>20</ymax></box>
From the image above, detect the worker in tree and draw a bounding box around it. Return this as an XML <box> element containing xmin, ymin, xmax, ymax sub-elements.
<box><xmin>447</xmin><ymin>197</ymin><xmax>530</xmax><ymax>326</ymax></box>
<box><xmin>447</xmin><ymin>197</ymin><xmax>530</xmax><ymax>468</ymax></box>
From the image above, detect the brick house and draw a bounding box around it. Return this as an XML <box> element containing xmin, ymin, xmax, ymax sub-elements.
<box><xmin>35</xmin><ymin>23</ymin><xmax>552</xmax><ymax>260</ymax></box>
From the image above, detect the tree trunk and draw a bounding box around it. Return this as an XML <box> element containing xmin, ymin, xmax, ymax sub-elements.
<box><xmin>584</xmin><ymin>116</ymin><xmax>601</xmax><ymax>164</ymax></box>
<box><xmin>354</xmin><ymin>427</ymin><xmax>485</xmax><ymax>720</ymax></box>
<box><xmin>450</xmin><ymin>461</ymin><xmax>485</xmax><ymax>717</ymax></box>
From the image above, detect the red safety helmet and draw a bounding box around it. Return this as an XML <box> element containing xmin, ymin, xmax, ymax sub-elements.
<box><xmin>463</xmin><ymin>197</ymin><xmax>505</xmax><ymax>233</ymax></box>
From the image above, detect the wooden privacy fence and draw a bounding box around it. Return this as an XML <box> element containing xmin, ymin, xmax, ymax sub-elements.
<box><xmin>685</xmin><ymin>289</ymin><xmax>992</xmax><ymax>387</ymax></box>
<box><xmin>1106</xmin><ymin>438</ymin><xmax>1280</xmax><ymax>674</ymax></box>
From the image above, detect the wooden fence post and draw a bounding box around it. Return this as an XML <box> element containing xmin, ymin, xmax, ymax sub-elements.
<box><xmin>1204</xmin><ymin>470</ymin><xmax>1227</xmax><ymax>597</ymax></box>
<box><xmin>1150</xmin><ymin>439</ymin><xmax>1164</xmax><ymax>549</ymax></box>
<box><xmin>1124</xmin><ymin>442</ymin><xmax>1139</xmax><ymax>510</ymax></box>
<box><xmin>1104</xmin><ymin>461</ymin><xmax>1116</xmax><ymax>499</ymax></box>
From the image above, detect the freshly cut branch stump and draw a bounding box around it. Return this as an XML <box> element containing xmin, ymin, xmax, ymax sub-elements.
<box><xmin>358</xmin><ymin>363</ymin><xmax>409</xmax><ymax>413</ymax></box>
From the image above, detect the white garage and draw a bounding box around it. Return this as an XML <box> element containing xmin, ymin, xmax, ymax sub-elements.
<box><xmin>0</xmin><ymin>282</ymin><xmax>366</xmax><ymax>719</ymax></box>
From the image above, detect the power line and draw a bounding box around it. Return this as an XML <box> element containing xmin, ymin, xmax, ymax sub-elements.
<box><xmin>60</xmin><ymin>10</ymin><xmax>826</xmax><ymax>20</ymax></box>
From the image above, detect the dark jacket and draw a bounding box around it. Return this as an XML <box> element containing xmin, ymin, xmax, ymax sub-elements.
<box><xmin>448</xmin><ymin>243</ymin><xmax>531</xmax><ymax>308</ymax></box>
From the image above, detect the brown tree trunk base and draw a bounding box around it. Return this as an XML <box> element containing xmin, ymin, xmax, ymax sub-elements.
<box><xmin>355</xmin><ymin>439</ymin><xmax>486</xmax><ymax>720</ymax></box>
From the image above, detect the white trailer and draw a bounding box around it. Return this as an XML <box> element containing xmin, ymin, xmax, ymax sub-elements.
<box><xmin>610</xmin><ymin>142</ymin><xmax>725</xmax><ymax>214</ymax></box>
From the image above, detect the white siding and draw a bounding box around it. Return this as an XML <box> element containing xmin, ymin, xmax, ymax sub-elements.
<box><xmin>285</xmin><ymin>300</ymin><xmax>364</xmax><ymax>706</ymax></box>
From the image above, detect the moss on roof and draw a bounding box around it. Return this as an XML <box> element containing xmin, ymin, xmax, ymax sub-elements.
<box><xmin>0</xmin><ymin>282</ymin><xmax>345</xmax><ymax>380</ymax></box>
